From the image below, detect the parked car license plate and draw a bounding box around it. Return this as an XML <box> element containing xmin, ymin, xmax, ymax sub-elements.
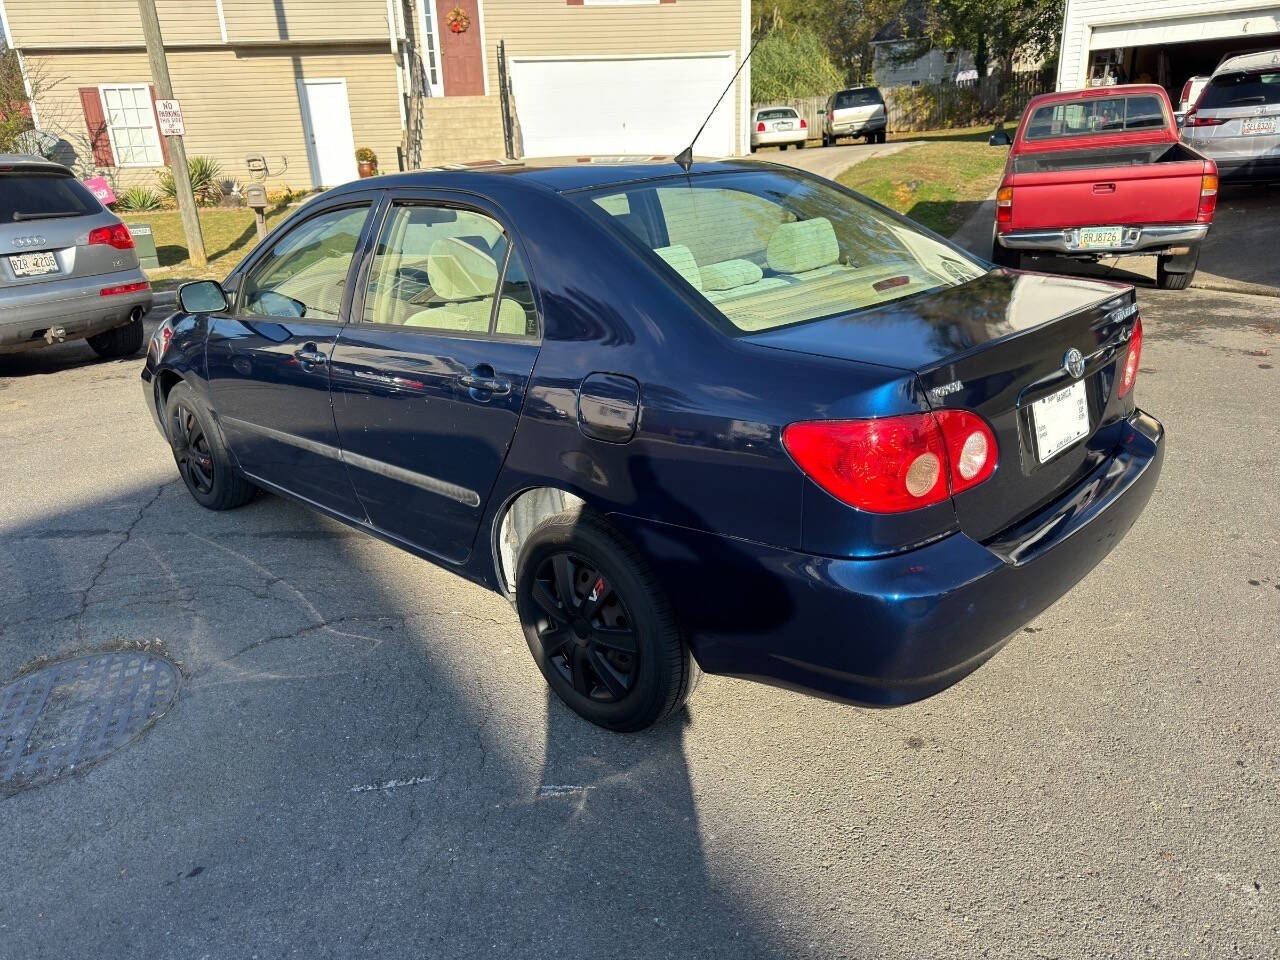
<box><xmin>1032</xmin><ymin>380</ymin><xmax>1089</xmax><ymax>463</ymax></box>
<box><xmin>9</xmin><ymin>251</ymin><xmax>58</xmax><ymax>277</ymax></box>
<box><xmin>1241</xmin><ymin>117</ymin><xmax>1277</xmax><ymax>136</ymax></box>
<box><xmin>776</xmin><ymin>121</ymin><xmax>793</xmax><ymax>130</ymax></box>
<box><xmin>1078</xmin><ymin>226</ymin><xmax>1123</xmax><ymax>249</ymax></box>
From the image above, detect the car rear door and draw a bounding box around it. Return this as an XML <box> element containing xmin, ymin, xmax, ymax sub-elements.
<box><xmin>328</xmin><ymin>193</ymin><xmax>541</xmax><ymax>564</ymax></box>
<box><xmin>205</xmin><ymin>195</ymin><xmax>377</xmax><ymax>519</ymax></box>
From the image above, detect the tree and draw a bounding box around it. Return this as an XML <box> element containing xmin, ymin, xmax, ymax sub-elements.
<box><xmin>0</xmin><ymin>47</ymin><xmax>35</xmax><ymax>152</ymax></box>
<box><xmin>752</xmin><ymin>26</ymin><xmax>845</xmax><ymax>103</ymax></box>
<box><xmin>752</xmin><ymin>0</ymin><xmax>909</xmax><ymax>85</ymax></box>
<box><xmin>920</xmin><ymin>0</ymin><xmax>1061</xmax><ymax>78</ymax></box>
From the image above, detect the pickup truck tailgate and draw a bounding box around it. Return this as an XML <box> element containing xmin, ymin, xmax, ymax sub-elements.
<box><xmin>1009</xmin><ymin>149</ymin><xmax>1205</xmax><ymax>228</ymax></box>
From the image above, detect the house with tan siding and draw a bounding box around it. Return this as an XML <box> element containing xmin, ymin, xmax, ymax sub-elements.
<box><xmin>0</xmin><ymin>0</ymin><xmax>749</xmax><ymax>197</ymax></box>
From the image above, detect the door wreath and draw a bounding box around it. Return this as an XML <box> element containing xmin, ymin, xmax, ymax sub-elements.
<box><xmin>447</xmin><ymin>7</ymin><xmax>471</xmax><ymax>33</ymax></box>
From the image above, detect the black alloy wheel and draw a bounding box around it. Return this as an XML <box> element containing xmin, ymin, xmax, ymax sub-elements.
<box><xmin>163</xmin><ymin>381</ymin><xmax>256</xmax><ymax>511</ymax></box>
<box><xmin>530</xmin><ymin>551</ymin><xmax>639</xmax><ymax>703</ymax></box>
<box><xmin>170</xmin><ymin>402</ymin><xmax>215</xmax><ymax>496</ymax></box>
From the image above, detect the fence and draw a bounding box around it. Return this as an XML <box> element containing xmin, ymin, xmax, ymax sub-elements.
<box><xmin>752</xmin><ymin>72</ymin><xmax>1053</xmax><ymax>138</ymax></box>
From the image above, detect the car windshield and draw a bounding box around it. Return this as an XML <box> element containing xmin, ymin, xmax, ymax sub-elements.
<box><xmin>1199</xmin><ymin>70</ymin><xmax>1280</xmax><ymax>109</ymax></box>
<box><xmin>834</xmin><ymin>89</ymin><xmax>881</xmax><ymax>109</ymax></box>
<box><xmin>757</xmin><ymin>109</ymin><xmax>797</xmax><ymax>121</ymax></box>
<box><xmin>1024</xmin><ymin>95</ymin><xmax>1167</xmax><ymax>139</ymax></box>
<box><xmin>0</xmin><ymin>172</ymin><xmax>99</xmax><ymax>224</ymax></box>
<box><xmin>574</xmin><ymin>170</ymin><xmax>987</xmax><ymax>334</ymax></box>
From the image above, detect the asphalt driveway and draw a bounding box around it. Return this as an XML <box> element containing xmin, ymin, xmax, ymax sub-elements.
<box><xmin>1</xmin><ymin>291</ymin><xmax>1277</xmax><ymax>959</ymax></box>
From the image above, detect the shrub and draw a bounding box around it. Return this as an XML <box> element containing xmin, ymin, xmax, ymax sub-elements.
<box><xmin>355</xmin><ymin>146</ymin><xmax>377</xmax><ymax>164</ymax></box>
<box><xmin>751</xmin><ymin>27</ymin><xmax>844</xmax><ymax>103</ymax></box>
<box><xmin>157</xmin><ymin>155</ymin><xmax>225</xmax><ymax>207</ymax></box>
<box><xmin>116</xmin><ymin>185</ymin><xmax>162</xmax><ymax>211</ymax></box>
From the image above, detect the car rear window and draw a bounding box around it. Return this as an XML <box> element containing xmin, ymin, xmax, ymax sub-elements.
<box><xmin>574</xmin><ymin>169</ymin><xmax>986</xmax><ymax>334</ymax></box>
<box><xmin>0</xmin><ymin>171</ymin><xmax>100</xmax><ymax>225</ymax></box>
<box><xmin>757</xmin><ymin>109</ymin><xmax>798</xmax><ymax>121</ymax></box>
<box><xmin>1024</xmin><ymin>95</ymin><xmax>1168</xmax><ymax>140</ymax></box>
<box><xmin>834</xmin><ymin>89</ymin><xmax>882</xmax><ymax>109</ymax></box>
<box><xmin>1199</xmin><ymin>70</ymin><xmax>1280</xmax><ymax>109</ymax></box>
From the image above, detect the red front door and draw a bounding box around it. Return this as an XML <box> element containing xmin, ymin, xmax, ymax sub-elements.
<box><xmin>437</xmin><ymin>0</ymin><xmax>485</xmax><ymax>96</ymax></box>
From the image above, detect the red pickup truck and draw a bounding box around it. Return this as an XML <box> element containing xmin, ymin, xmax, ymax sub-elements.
<box><xmin>992</xmin><ymin>84</ymin><xmax>1218</xmax><ymax>289</ymax></box>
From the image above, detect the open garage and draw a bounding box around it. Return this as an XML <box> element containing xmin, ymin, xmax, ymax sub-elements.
<box><xmin>1058</xmin><ymin>1</ymin><xmax>1280</xmax><ymax>101</ymax></box>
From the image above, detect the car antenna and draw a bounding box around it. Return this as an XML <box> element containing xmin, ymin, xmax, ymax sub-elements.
<box><xmin>675</xmin><ymin>31</ymin><xmax>765</xmax><ymax>174</ymax></box>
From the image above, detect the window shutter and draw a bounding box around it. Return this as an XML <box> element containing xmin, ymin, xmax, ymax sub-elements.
<box><xmin>149</xmin><ymin>85</ymin><xmax>170</xmax><ymax>164</ymax></box>
<box><xmin>78</xmin><ymin>87</ymin><xmax>115</xmax><ymax>167</ymax></box>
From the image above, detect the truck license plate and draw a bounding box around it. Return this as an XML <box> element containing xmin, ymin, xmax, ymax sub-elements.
<box><xmin>1078</xmin><ymin>227</ymin><xmax>1123</xmax><ymax>249</ymax></box>
<box><xmin>9</xmin><ymin>251</ymin><xmax>58</xmax><ymax>277</ymax></box>
<box><xmin>1241</xmin><ymin>117</ymin><xmax>1277</xmax><ymax>136</ymax></box>
<box><xmin>1032</xmin><ymin>380</ymin><xmax>1090</xmax><ymax>463</ymax></box>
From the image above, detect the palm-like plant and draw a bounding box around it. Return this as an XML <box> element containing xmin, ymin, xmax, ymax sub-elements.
<box><xmin>116</xmin><ymin>186</ymin><xmax>162</xmax><ymax>211</ymax></box>
<box><xmin>157</xmin><ymin>156</ymin><xmax>225</xmax><ymax>207</ymax></box>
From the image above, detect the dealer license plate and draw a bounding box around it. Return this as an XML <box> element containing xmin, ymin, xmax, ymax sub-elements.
<box><xmin>1032</xmin><ymin>380</ymin><xmax>1090</xmax><ymax>463</ymax></box>
<box><xmin>1241</xmin><ymin>117</ymin><xmax>1277</xmax><ymax>136</ymax></box>
<box><xmin>1078</xmin><ymin>226</ymin><xmax>1123</xmax><ymax>250</ymax></box>
<box><xmin>9</xmin><ymin>251</ymin><xmax>58</xmax><ymax>277</ymax></box>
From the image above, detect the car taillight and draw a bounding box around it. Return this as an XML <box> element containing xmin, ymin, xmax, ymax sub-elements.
<box><xmin>100</xmin><ymin>280</ymin><xmax>149</xmax><ymax>297</ymax></box>
<box><xmin>1180</xmin><ymin>80</ymin><xmax>1193</xmax><ymax>104</ymax></box>
<box><xmin>88</xmin><ymin>223</ymin><xmax>135</xmax><ymax>250</ymax></box>
<box><xmin>782</xmin><ymin>411</ymin><xmax>998</xmax><ymax>514</ymax></box>
<box><xmin>996</xmin><ymin>185</ymin><xmax>1013</xmax><ymax>226</ymax></box>
<box><xmin>1183</xmin><ymin>111</ymin><xmax>1225</xmax><ymax>127</ymax></box>
<box><xmin>1117</xmin><ymin>317</ymin><xmax>1142</xmax><ymax>399</ymax></box>
<box><xmin>757</xmin><ymin>121</ymin><xmax>766</xmax><ymax>132</ymax></box>
<box><xmin>1199</xmin><ymin>170</ymin><xmax>1218</xmax><ymax>219</ymax></box>
<box><xmin>800</xmin><ymin>118</ymin><xmax>807</xmax><ymax>129</ymax></box>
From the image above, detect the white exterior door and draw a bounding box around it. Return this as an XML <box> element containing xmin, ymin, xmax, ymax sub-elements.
<box><xmin>510</xmin><ymin>54</ymin><xmax>738</xmax><ymax>158</ymax></box>
<box><xmin>299</xmin><ymin>78</ymin><xmax>360</xmax><ymax>188</ymax></box>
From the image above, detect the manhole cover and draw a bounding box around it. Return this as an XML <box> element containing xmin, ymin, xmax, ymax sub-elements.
<box><xmin>0</xmin><ymin>652</ymin><xmax>179</xmax><ymax>791</ymax></box>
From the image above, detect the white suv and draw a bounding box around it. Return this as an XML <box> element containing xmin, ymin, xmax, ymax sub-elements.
<box><xmin>1181</xmin><ymin>50</ymin><xmax>1280</xmax><ymax>182</ymax></box>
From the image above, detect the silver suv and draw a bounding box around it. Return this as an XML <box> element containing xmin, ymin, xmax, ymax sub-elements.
<box><xmin>1181</xmin><ymin>50</ymin><xmax>1280</xmax><ymax>182</ymax></box>
<box><xmin>0</xmin><ymin>155</ymin><xmax>153</xmax><ymax>358</ymax></box>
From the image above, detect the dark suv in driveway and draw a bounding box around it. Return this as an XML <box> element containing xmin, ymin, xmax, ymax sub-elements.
<box><xmin>0</xmin><ymin>155</ymin><xmax>152</xmax><ymax>358</ymax></box>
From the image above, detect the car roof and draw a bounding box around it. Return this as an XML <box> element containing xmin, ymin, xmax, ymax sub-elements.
<box><xmin>0</xmin><ymin>154</ymin><xmax>73</xmax><ymax>174</ymax></box>
<box><xmin>755</xmin><ymin>105</ymin><xmax>798</xmax><ymax>113</ymax></box>
<box><xmin>835</xmin><ymin>86</ymin><xmax>880</xmax><ymax>94</ymax></box>
<box><xmin>1213</xmin><ymin>49</ymin><xmax>1280</xmax><ymax>76</ymax></box>
<box><xmin>324</xmin><ymin>157</ymin><xmax>765</xmax><ymax>196</ymax></box>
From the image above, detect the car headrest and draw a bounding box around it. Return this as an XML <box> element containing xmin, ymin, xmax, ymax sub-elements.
<box><xmin>428</xmin><ymin>236</ymin><xmax>499</xmax><ymax>301</ymax></box>
<box><xmin>654</xmin><ymin>244</ymin><xmax>702</xmax><ymax>291</ymax></box>
<box><xmin>766</xmin><ymin>218</ymin><xmax>840</xmax><ymax>275</ymax></box>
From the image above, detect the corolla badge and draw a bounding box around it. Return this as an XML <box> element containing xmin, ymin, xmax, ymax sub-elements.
<box><xmin>12</xmin><ymin>235</ymin><xmax>46</xmax><ymax>248</ymax></box>
<box><xmin>1063</xmin><ymin>347</ymin><xmax>1086</xmax><ymax>379</ymax></box>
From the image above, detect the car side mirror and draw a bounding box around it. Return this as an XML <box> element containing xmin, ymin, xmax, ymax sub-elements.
<box><xmin>989</xmin><ymin>122</ymin><xmax>1011</xmax><ymax>147</ymax></box>
<box><xmin>818</xmin><ymin>109</ymin><xmax>828</xmax><ymax>116</ymax></box>
<box><xmin>178</xmin><ymin>279</ymin><xmax>230</xmax><ymax>314</ymax></box>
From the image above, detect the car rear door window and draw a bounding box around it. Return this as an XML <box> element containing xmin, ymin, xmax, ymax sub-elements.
<box><xmin>240</xmin><ymin>204</ymin><xmax>369</xmax><ymax>321</ymax></box>
<box><xmin>1199</xmin><ymin>71</ymin><xmax>1280</xmax><ymax>109</ymax></box>
<box><xmin>0</xmin><ymin>173</ymin><xmax>100</xmax><ymax>224</ymax></box>
<box><xmin>361</xmin><ymin>203</ymin><xmax>537</xmax><ymax>337</ymax></box>
<box><xmin>834</xmin><ymin>90</ymin><xmax>881</xmax><ymax>109</ymax></box>
<box><xmin>757</xmin><ymin>109</ymin><xmax>798</xmax><ymax>121</ymax></box>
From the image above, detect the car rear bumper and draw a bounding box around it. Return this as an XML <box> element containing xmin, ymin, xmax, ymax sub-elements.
<box><xmin>0</xmin><ymin>266</ymin><xmax>152</xmax><ymax>352</ymax></box>
<box><xmin>615</xmin><ymin>410</ymin><xmax>1164</xmax><ymax>707</ymax></box>
<box><xmin>1212</xmin><ymin>156</ymin><xmax>1280</xmax><ymax>182</ymax></box>
<box><xmin>997</xmin><ymin>223</ymin><xmax>1209</xmax><ymax>256</ymax></box>
<box><xmin>828</xmin><ymin>117</ymin><xmax>886</xmax><ymax>136</ymax></box>
<box><xmin>752</xmin><ymin>129</ymin><xmax>807</xmax><ymax>147</ymax></box>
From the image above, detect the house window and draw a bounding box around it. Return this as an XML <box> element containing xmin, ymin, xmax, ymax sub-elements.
<box><xmin>100</xmin><ymin>85</ymin><xmax>164</xmax><ymax>167</ymax></box>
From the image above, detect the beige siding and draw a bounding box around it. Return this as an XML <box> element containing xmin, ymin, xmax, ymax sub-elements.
<box><xmin>28</xmin><ymin>47</ymin><xmax>403</xmax><ymax>192</ymax></box>
<box><xmin>221</xmin><ymin>0</ymin><xmax>393</xmax><ymax>44</ymax></box>
<box><xmin>482</xmin><ymin>0</ymin><xmax>747</xmax><ymax>151</ymax></box>
<box><xmin>4</xmin><ymin>0</ymin><xmax>223</xmax><ymax>48</ymax></box>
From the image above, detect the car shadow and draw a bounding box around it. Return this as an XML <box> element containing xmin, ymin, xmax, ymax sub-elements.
<box><xmin>0</xmin><ymin>311</ymin><xmax>164</xmax><ymax>379</ymax></box>
<box><xmin>906</xmin><ymin>199</ymin><xmax>987</xmax><ymax>238</ymax></box>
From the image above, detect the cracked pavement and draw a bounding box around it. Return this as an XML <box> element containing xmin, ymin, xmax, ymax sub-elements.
<box><xmin>1</xmin><ymin>291</ymin><xmax>1277</xmax><ymax>959</ymax></box>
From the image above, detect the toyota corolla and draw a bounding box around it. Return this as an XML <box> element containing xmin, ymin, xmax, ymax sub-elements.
<box><xmin>141</xmin><ymin>159</ymin><xmax>1163</xmax><ymax>731</ymax></box>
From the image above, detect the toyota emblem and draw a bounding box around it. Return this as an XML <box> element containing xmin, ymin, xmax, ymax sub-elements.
<box><xmin>1063</xmin><ymin>347</ymin><xmax>1086</xmax><ymax>379</ymax></box>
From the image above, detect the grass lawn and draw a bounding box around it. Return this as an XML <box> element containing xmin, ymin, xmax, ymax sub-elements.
<box><xmin>122</xmin><ymin>204</ymin><xmax>294</xmax><ymax>290</ymax></box>
<box><xmin>836</xmin><ymin>126</ymin><xmax>1008</xmax><ymax>237</ymax></box>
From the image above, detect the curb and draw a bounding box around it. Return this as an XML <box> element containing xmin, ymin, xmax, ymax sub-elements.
<box><xmin>1190</xmin><ymin>276</ymin><xmax>1280</xmax><ymax>300</ymax></box>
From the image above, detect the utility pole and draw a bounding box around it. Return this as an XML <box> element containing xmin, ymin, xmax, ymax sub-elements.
<box><xmin>137</xmin><ymin>0</ymin><xmax>206</xmax><ymax>268</ymax></box>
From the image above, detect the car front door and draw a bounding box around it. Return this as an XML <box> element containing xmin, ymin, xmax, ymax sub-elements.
<box><xmin>328</xmin><ymin>196</ymin><xmax>541</xmax><ymax>563</ymax></box>
<box><xmin>206</xmin><ymin>198</ymin><xmax>375</xmax><ymax>518</ymax></box>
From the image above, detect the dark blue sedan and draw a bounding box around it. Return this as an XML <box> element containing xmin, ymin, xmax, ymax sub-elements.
<box><xmin>141</xmin><ymin>159</ymin><xmax>1163</xmax><ymax>731</ymax></box>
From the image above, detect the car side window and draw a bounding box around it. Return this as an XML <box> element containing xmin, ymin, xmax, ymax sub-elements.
<box><xmin>362</xmin><ymin>202</ymin><xmax>538</xmax><ymax>337</ymax></box>
<box><xmin>240</xmin><ymin>205</ymin><xmax>370</xmax><ymax>321</ymax></box>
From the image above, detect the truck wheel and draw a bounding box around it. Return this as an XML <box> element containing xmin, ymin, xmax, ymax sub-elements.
<box><xmin>991</xmin><ymin>229</ymin><xmax>1021</xmax><ymax>270</ymax></box>
<box><xmin>87</xmin><ymin>316</ymin><xmax>145</xmax><ymax>359</ymax></box>
<box><xmin>877</xmin><ymin>130</ymin><xmax>888</xmax><ymax>144</ymax></box>
<box><xmin>515</xmin><ymin>510</ymin><xmax>699</xmax><ymax>732</ymax></box>
<box><xmin>1157</xmin><ymin>246</ymin><xmax>1200</xmax><ymax>290</ymax></box>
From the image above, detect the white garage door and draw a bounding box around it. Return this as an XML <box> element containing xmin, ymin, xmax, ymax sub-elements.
<box><xmin>1090</xmin><ymin>7</ymin><xmax>1280</xmax><ymax>49</ymax></box>
<box><xmin>510</xmin><ymin>54</ymin><xmax>737</xmax><ymax>158</ymax></box>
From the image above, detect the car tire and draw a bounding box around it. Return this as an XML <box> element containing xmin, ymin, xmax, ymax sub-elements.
<box><xmin>1156</xmin><ymin>246</ymin><xmax>1199</xmax><ymax>290</ymax></box>
<box><xmin>163</xmin><ymin>382</ymin><xmax>257</xmax><ymax>511</ymax></box>
<box><xmin>779</xmin><ymin>144</ymin><xmax>788</xmax><ymax>151</ymax></box>
<box><xmin>821</xmin><ymin>133</ymin><xmax>831</xmax><ymax>147</ymax></box>
<box><xmin>515</xmin><ymin>509</ymin><xmax>698</xmax><ymax>732</ymax></box>
<box><xmin>796</xmin><ymin>140</ymin><xmax>806</xmax><ymax>149</ymax></box>
<box><xmin>87</xmin><ymin>316</ymin><xmax>145</xmax><ymax>359</ymax></box>
<box><xmin>991</xmin><ymin>228</ymin><xmax>1022</xmax><ymax>270</ymax></box>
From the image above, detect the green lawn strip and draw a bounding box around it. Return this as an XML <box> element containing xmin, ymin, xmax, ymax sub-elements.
<box><xmin>124</xmin><ymin>205</ymin><xmax>293</xmax><ymax>290</ymax></box>
<box><xmin>838</xmin><ymin>129</ymin><xmax>1008</xmax><ymax>237</ymax></box>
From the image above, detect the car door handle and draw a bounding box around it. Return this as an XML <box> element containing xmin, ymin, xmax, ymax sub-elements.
<box><xmin>459</xmin><ymin>368</ymin><xmax>512</xmax><ymax>396</ymax></box>
<box><xmin>1092</xmin><ymin>183</ymin><xmax>1116</xmax><ymax>194</ymax></box>
<box><xmin>294</xmin><ymin>345</ymin><xmax>328</xmax><ymax>366</ymax></box>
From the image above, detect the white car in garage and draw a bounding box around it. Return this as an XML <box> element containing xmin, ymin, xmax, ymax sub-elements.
<box><xmin>750</xmin><ymin>106</ymin><xmax>808</xmax><ymax>151</ymax></box>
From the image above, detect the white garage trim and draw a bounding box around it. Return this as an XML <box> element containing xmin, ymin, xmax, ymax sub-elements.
<box><xmin>510</xmin><ymin>51</ymin><xmax>739</xmax><ymax>159</ymax></box>
<box><xmin>1090</xmin><ymin>9</ymin><xmax>1280</xmax><ymax>49</ymax></box>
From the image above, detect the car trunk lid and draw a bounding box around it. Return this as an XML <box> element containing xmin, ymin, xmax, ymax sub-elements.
<box><xmin>746</xmin><ymin>271</ymin><xmax>1141</xmax><ymax>541</ymax></box>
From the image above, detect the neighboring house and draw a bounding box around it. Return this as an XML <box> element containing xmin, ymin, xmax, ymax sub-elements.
<box><xmin>1058</xmin><ymin>0</ymin><xmax>1280</xmax><ymax>96</ymax></box>
<box><xmin>0</xmin><ymin>0</ymin><xmax>750</xmax><ymax>195</ymax></box>
<box><xmin>870</xmin><ymin>5</ymin><xmax>974</xmax><ymax>88</ymax></box>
